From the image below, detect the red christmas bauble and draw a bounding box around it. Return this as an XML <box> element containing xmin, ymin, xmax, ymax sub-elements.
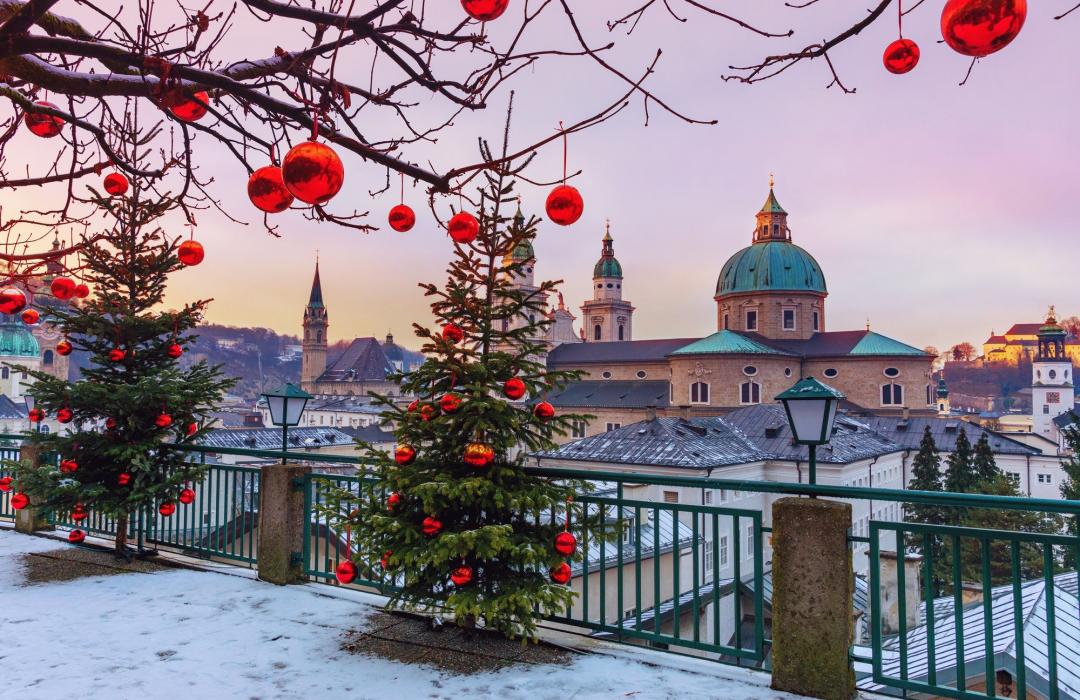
<box><xmin>178</xmin><ymin>240</ymin><xmax>205</xmax><ymax>266</ymax></box>
<box><xmin>420</xmin><ymin>404</ymin><xmax>436</xmax><ymax>422</ymax></box>
<box><xmin>56</xmin><ymin>339</ymin><xmax>73</xmax><ymax>356</ymax></box>
<box><xmin>281</xmin><ymin>141</ymin><xmax>345</xmax><ymax>205</ymax></box>
<box><xmin>11</xmin><ymin>492</ymin><xmax>29</xmax><ymax>510</ymax></box>
<box><xmin>159</xmin><ymin>500</ymin><xmax>176</xmax><ymax>517</ymax></box>
<box><xmin>462</xmin><ymin>0</ymin><xmax>509</xmax><ymax>21</ymax></box>
<box><xmin>450</xmin><ymin>565</ymin><xmax>473</xmax><ymax>586</ymax></box>
<box><xmin>503</xmin><ymin>377</ymin><xmax>526</xmax><ymax>400</ymax></box>
<box><xmin>941</xmin><ymin>0</ymin><xmax>1026</xmax><ymax>57</ymax></box>
<box><xmin>104</xmin><ymin>173</ymin><xmax>129</xmax><ymax>196</ymax></box>
<box><xmin>335</xmin><ymin>560</ymin><xmax>358</xmax><ymax>584</ymax></box>
<box><xmin>68</xmin><ymin>529</ymin><xmax>86</xmax><ymax>544</ymax></box>
<box><xmin>388</xmin><ymin>204</ymin><xmax>416</xmax><ymax>233</ymax></box>
<box><xmin>155</xmin><ymin>413</ymin><xmax>173</xmax><ymax>428</ymax></box>
<box><xmin>105</xmin><ymin>417</ymin><xmax>117</xmax><ymax>430</ymax></box>
<box><xmin>70</xmin><ymin>505</ymin><xmax>88</xmax><ymax>522</ymax></box>
<box><xmin>0</xmin><ymin>287</ymin><xmax>27</xmax><ymax>315</ymax></box>
<box><xmin>394</xmin><ymin>444</ymin><xmax>417</xmax><ymax>466</ymax></box>
<box><xmin>550</xmin><ymin>562</ymin><xmax>572</xmax><ymax>585</ymax></box>
<box><xmin>387</xmin><ymin>491</ymin><xmax>402</xmax><ymax>511</ymax></box>
<box><xmin>21</xmin><ymin>309</ymin><xmax>39</xmax><ymax>325</ymax></box>
<box><xmin>51</xmin><ymin>277</ymin><xmax>76</xmax><ymax>301</ymax></box>
<box><xmin>421</xmin><ymin>515</ymin><xmax>443</xmax><ymax>536</ymax></box>
<box><xmin>186</xmin><ymin>422</ymin><xmax>198</xmax><ymax>437</ymax></box>
<box><xmin>554</xmin><ymin>531</ymin><xmax>577</xmax><ymax>556</ymax></box>
<box><xmin>247</xmin><ymin>165</ymin><xmax>295</xmax><ymax>214</ymax></box>
<box><xmin>57</xmin><ymin>407</ymin><xmax>73</xmax><ymax>423</ymax></box>
<box><xmin>533</xmin><ymin>401</ymin><xmax>555</xmax><ymax>421</ymax></box>
<box><xmin>28</xmin><ymin>408</ymin><xmax>44</xmax><ymax>423</ymax></box>
<box><xmin>117</xmin><ymin>472</ymin><xmax>131</xmax><ymax>486</ymax></box>
<box><xmin>448</xmin><ymin>212</ymin><xmax>479</xmax><ymax>245</ymax></box>
<box><xmin>439</xmin><ymin>393</ymin><xmax>462</xmax><ymax>414</ymax></box>
<box><xmin>168</xmin><ymin>91</ymin><xmax>209</xmax><ymax>122</ymax></box>
<box><xmin>545</xmin><ymin>184</ymin><xmax>584</xmax><ymax>226</ymax></box>
<box><xmin>463</xmin><ymin>442</ymin><xmax>495</xmax><ymax>469</ymax></box>
<box><xmin>74</xmin><ymin>283</ymin><xmax>90</xmax><ymax>299</ymax></box>
<box><xmin>108</xmin><ymin>348</ymin><xmax>126</xmax><ymax>362</ymax></box>
<box><xmin>0</xmin><ymin>476</ymin><xmax>11</xmax><ymax>492</ymax></box>
<box><xmin>59</xmin><ymin>459</ymin><xmax>78</xmax><ymax>473</ymax></box>
<box><xmin>883</xmin><ymin>38</ymin><xmax>920</xmax><ymax>74</ymax></box>
<box><xmin>179</xmin><ymin>487</ymin><xmax>196</xmax><ymax>505</ymax></box>
<box><xmin>24</xmin><ymin>101</ymin><xmax>64</xmax><ymax>138</ymax></box>
<box><xmin>407</xmin><ymin>400</ymin><xmax>419</xmax><ymax>413</ymax></box>
<box><xmin>441</xmin><ymin>323</ymin><xmax>464</xmax><ymax>344</ymax></box>
<box><xmin>380</xmin><ymin>551</ymin><xmax>393</xmax><ymax>570</ymax></box>
<box><xmin>167</xmin><ymin>343</ymin><xmax>184</xmax><ymax>358</ymax></box>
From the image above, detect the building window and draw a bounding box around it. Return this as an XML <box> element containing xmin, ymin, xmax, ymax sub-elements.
<box><xmin>606</xmin><ymin>423</ymin><xmax>622</xmax><ymax>432</ymax></box>
<box><xmin>663</xmin><ymin>491</ymin><xmax>679</xmax><ymax>504</ymax></box>
<box><xmin>813</xmin><ymin>311</ymin><xmax>820</xmax><ymax>331</ymax></box>
<box><xmin>746</xmin><ymin>524</ymin><xmax>755</xmax><ymax>555</ymax></box>
<box><xmin>571</xmin><ymin>420</ymin><xmax>587</xmax><ymax>439</ymax></box>
<box><xmin>882</xmin><ymin>383</ymin><xmax>903</xmax><ymax>406</ymax></box>
<box><xmin>594</xmin><ymin>324</ymin><xmax>601</xmax><ymax>341</ymax></box>
<box><xmin>636</xmin><ymin>370</ymin><xmax>647</xmax><ymax>379</ymax></box>
<box><xmin>43</xmin><ymin>350</ymin><xmax>54</xmax><ymax>366</ymax></box>
<box><xmin>884</xmin><ymin>367</ymin><xmax>900</xmax><ymax>378</ymax></box>
<box><xmin>743</xmin><ymin>365</ymin><xmax>758</xmax><ymax>376</ymax></box>
<box><xmin>823</xmin><ymin>368</ymin><xmax>838</xmax><ymax>378</ymax></box>
<box><xmin>39</xmin><ymin>424</ymin><xmax>50</xmax><ymax>434</ymax></box>
<box><xmin>784</xmin><ymin>367</ymin><xmax>792</xmax><ymax>377</ymax></box>
<box><xmin>703</xmin><ymin>491</ymin><xmax>713</xmax><ymax>505</ymax></box>
<box><xmin>745</xmin><ymin>310</ymin><xmax>758</xmax><ymax>331</ymax></box>
<box><xmin>1006</xmin><ymin>472</ymin><xmax>1021</xmax><ymax>486</ymax></box>
<box><xmin>782</xmin><ymin>308</ymin><xmax>796</xmax><ymax>331</ymax></box>
<box><xmin>719</xmin><ymin>536</ymin><xmax>729</xmax><ymax>567</ymax></box>
<box><xmin>723</xmin><ymin>314</ymin><xmax>729</xmax><ymax>330</ymax></box>
<box><xmin>739</xmin><ymin>381</ymin><xmax>761</xmax><ymax>405</ymax></box>
<box><xmin>704</xmin><ymin>541</ymin><xmax>713</xmax><ymax>578</ymax></box>
<box><xmin>926</xmin><ymin>385</ymin><xmax>932</xmax><ymax>405</ymax></box>
<box><xmin>1044</xmin><ymin>405</ymin><xmax>1051</xmax><ymax>414</ymax></box>
<box><xmin>1038</xmin><ymin>473</ymin><xmax>1052</xmax><ymax>484</ymax></box>
<box><xmin>1050</xmin><ymin>369</ymin><xmax>1058</xmax><ymax>380</ymax></box>
<box><xmin>1</xmin><ymin>367</ymin><xmax>8</xmax><ymax>379</ymax></box>
<box><xmin>618</xmin><ymin>325</ymin><xmax>625</xmax><ymax>341</ymax></box>
<box><xmin>601</xmin><ymin>370</ymin><xmax>612</xmax><ymax>380</ymax></box>
<box><xmin>690</xmin><ymin>381</ymin><xmax>710</xmax><ymax>404</ymax></box>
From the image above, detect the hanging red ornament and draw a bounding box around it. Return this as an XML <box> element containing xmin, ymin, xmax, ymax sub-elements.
<box><xmin>105</xmin><ymin>417</ymin><xmax>117</xmax><ymax>430</ymax></box>
<box><xmin>462</xmin><ymin>0</ymin><xmax>509</xmax><ymax>21</ymax></box>
<box><xmin>420</xmin><ymin>404</ymin><xmax>437</xmax><ymax>422</ymax></box>
<box><xmin>439</xmin><ymin>393</ymin><xmax>462</xmax><ymax>414</ymax></box>
<box><xmin>335</xmin><ymin>560</ymin><xmax>358</xmax><ymax>584</ymax></box>
<box><xmin>56</xmin><ymin>407</ymin><xmax>73</xmax><ymax>423</ymax></box>
<box><xmin>421</xmin><ymin>516</ymin><xmax>443</xmax><ymax>536</ymax></box>
<box><xmin>407</xmin><ymin>400</ymin><xmax>419</xmax><ymax>413</ymax></box>
<box><xmin>117</xmin><ymin>472</ymin><xmax>131</xmax><ymax>486</ymax></box>
<box><xmin>388</xmin><ymin>204</ymin><xmax>416</xmax><ymax>233</ymax></box>
<box><xmin>24</xmin><ymin>101</ymin><xmax>65</xmax><ymax>138</ymax></box>
<box><xmin>883</xmin><ymin>38</ymin><xmax>920</xmax><ymax>74</ymax></box>
<box><xmin>159</xmin><ymin>500</ymin><xmax>176</xmax><ymax>517</ymax></box>
<box><xmin>247</xmin><ymin>165</ymin><xmax>295</xmax><ymax>214</ymax></box>
<box><xmin>28</xmin><ymin>408</ymin><xmax>45</xmax><ymax>423</ymax></box>
<box><xmin>448</xmin><ymin>212</ymin><xmax>479</xmax><ymax>245</ymax></box>
<box><xmin>20</xmin><ymin>309</ymin><xmax>39</xmax><ymax>325</ymax></box>
<box><xmin>11</xmin><ymin>492</ymin><xmax>29</xmax><ymax>510</ymax></box>
<box><xmin>155</xmin><ymin>412</ymin><xmax>173</xmax><ymax>428</ymax></box>
<box><xmin>394</xmin><ymin>444</ymin><xmax>417</xmax><ymax>466</ymax></box>
<box><xmin>380</xmin><ymin>551</ymin><xmax>393</xmax><ymax>570</ymax></box>
<box><xmin>554</xmin><ymin>531</ymin><xmax>577</xmax><ymax>556</ymax></box>
<box><xmin>178</xmin><ymin>488</ymin><xmax>196</xmax><ymax>505</ymax></box>
<box><xmin>546</xmin><ymin>185</ymin><xmax>584</xmax><ymax>227</ymax></box>
<box><xmin>103</xmin><ymin>173</ymin><xmax>129</xmax><ymax>196</ymax></box>
<box><xmin>0</xmin><ymin>287</ymin><xmax>27</xmax><ymax>315</ymax></box>
<box><xmin>68</xmin><ymin>529</ymin><xmax>86</xmax><ymax>544</ymax></box>
<box><xmin>450</xmin><ymin>564</ymin><xmax>474</xmax><ymax>586</ymax></box>
<box><xmin>550</xmin><ymin>562</ymin><xmax>572</xmax><ymax>585</ymax></box>
<box><xmin>441</xmin><ymin>323</ymin><xmax>464</xmax><ymax>344</ymax></box>
<box><xmin>387</xmin><ymin>491</ymin><xmax>402</xmax><ymax>511</ymax></box>
<box><xmin>59</xmin><ymin>458</ymin><xmax>78</xmax><ymax>473</ymax></box>
<box><xmin>0</xmin><ymin>476</ymin><xmax>11</xmax><ymax>492</ymax></box>
<box><xmin>70</xmin><ymin>504</ymin><xmax>88</xmax><ymax>522</ymax></box>
<box><xmin>167</xmin><ymin>343</ymin><xmax>184</xmax><ymax>358</ymax></box>
<box><xmin>186</xmin><ymin>422</ymin><xmax>198</xmax><ymax>437</ymax></box>
<box><xmin>533</xmin><ymin>401</ymin><xmax>556</xmax><ymax>421</ymax></box>
<box><xmin>178</xmin><ymin>240</ymin><xmax>205</xmax><ymax>266</ymax></box>
<box><xmin>503</xmin><ymin>377</ymin><xmax>527</xmax><ymax>400</ymax></box>
<box><xmin>281</xmin><ymin>141</ymin><xmax>345</xmax><ymax>205</ymax></box>
<box><xmin>56</xmin><ymin>339</ymin><xmax>73</xmax><ymax>356</ymax></box>
<box><xmin>941</xmin><ymin>0</ymin><xmax>1026</xmax><ymax>57</ymax></box>
<box><xmin>51</xmin><ymin>277</ymin><xmax>76</xmax><ymax>301</ymax></box>
<box><xmin>168</xmin><ymin>91</ymin><xmax>210</xmax><ymax>122</ymax></box>
<box><xmin>463</xmin><ymin>442</ymin><xmax>495</xmax><ymax>469</ymax></box>
<box><xmin>74</xmin><ymin>283</ymin><xmax>90</xmax><ymax>299</ymax></box>
<box><xmin>108</xmin><ymin>348</ymin><xmax>126</xmax><ymax>362</ymax></box>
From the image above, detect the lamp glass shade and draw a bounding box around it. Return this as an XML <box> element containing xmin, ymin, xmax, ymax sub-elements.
<box><xmin>775</xmin><ymin>376</ymin><xmax>844</xmax><ymax>445</ymax></box>
<box><xmin>23</xmin><ymin>394</ymin><xmax>35</xmax><ymax>411</ymax></box>
<box><xmin>262</xmin><ymin>383</ymin><xmax>311</xmax><ymax>427</ymax></box>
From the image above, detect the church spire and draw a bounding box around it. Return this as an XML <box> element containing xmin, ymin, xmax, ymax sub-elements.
<box><xmin>308</xmin><ymin>259</ymin><xmax>324</xmax><ymax>308</ymax></box>
<box><xmin>754</xmin><ymin>176</ymin><xmax>790</xmax><ymax>243</ymax></box>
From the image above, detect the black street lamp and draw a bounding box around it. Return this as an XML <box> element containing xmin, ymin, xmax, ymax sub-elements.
<box><xmin>261</xmin><ymin>383</ymin><xmax>312</xmax><ymax>464</ymax></box>
<box><xmin>775</xmin><ymin>376</ymin><xmax>844</xmax><ymax>488</ymax></box>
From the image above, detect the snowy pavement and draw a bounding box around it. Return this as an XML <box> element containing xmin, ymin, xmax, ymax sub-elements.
<box><xmin>0</xmin><ymin>528</ymin><xmax>802</xmax><ymax>699</ymax></box>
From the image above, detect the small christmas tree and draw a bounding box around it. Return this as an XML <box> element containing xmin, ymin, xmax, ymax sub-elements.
<box><xmin>8</xmin><ymin>191</ymin><xmax>234</xmax><ymax>557</ymax></box>
<box><xmin>320</xmin><ymin>150</ymin><xmax>598</xmax><ymax>639</ymax></box>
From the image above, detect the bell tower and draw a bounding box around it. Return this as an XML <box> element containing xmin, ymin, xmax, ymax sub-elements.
<box><xmin>301</xmin><ymin>260</ymin><xmax>328</xmax><ymax>392</ymax></box>
<box><xmin>581</xmin><ymin>221</ymin><xmax>634</xmax><ymax>342</ymax></box>
<box><xmin>1032</xmin><ymin>306</ymin><xmax>1073</xmax><ymax>438</ymax></box>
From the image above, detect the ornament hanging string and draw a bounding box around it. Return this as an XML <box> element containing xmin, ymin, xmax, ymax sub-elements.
<box><xmin>559</xmin><ymin>121</ymin><xmax>567</xmax><ymax>184</ymax></box>
<box><xmin>897</xmin><ymin>0</ymin><xmax>902</xmax><ymax>37</ymax></box>
<box><xmin>400</xmin><ymin>172</ymin><xmax>405</xmax><ymax>205</ymax></box>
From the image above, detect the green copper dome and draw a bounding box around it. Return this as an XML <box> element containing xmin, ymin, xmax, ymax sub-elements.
<box><xmin>716</xmin><ymin>240</ymin><xmax>826</xmax><ymax>296</ymax></box>
<box><xmin>593</xmin><ymin>229</ymin><xmax>622</xmax><ymax>279</ymax></box>
<box><xmin>0</xmin><ymin>319</ymin><xmax>40</xmax><ymax>357</ymax></box>
<box><xmin>509</xmin><ymin>238</ymin><xmax>535</xmax><ymax>261</ymax></box>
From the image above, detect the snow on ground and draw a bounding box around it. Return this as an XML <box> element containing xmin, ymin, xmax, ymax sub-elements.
<box><xmin>0</xmin><ymin>529</ymin><xmax>798</xmax><ymax>699</ymax></box>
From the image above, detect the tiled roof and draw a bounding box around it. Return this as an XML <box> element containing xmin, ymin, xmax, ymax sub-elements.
<box><xmin>337</xmin><ymin>425</ymin><xmax>396</xmax><ymax>443</ymax></box>
<box><xmin>670</xmin><ymin>331</ymin><xmax>794</xmax><ymax>357</ymax></box>
<box><xmin>318</xmin><ymin>337</ymin><xmax>394</xmax><ymax>383</ymax></box>
<box><xmin>0</xmin><ymin>394</ymin><xmax>26</xmax><ymax>420</ymax></box>
<box><xmin>746</xmin><ymin>330</ymin><xmax>929</xmax><ymax>358</ymax></box>
<box><xmin>859</xmin><ymin>415</ymin><xmax>1041</xmax><ymax>456</ymax></box>
<box><xmin>544</xmin><ymin>380</ymin><xmax>670</xmax><ymax>409</ymax></box>
<box><xmin>547</xmin><ymin>338</ymin><xmax>700</xmax><ymax>366</ymax></box>
<box><xmin>198</xmin><ymin>427</ymin><xmax>354</xmax><ymax>451</ymax></box>
<box><xmin>985</xmin><ymin>335</ymin><xmax>1007</xmax><ymax>344</ymax></box>
<box><xmin>1006</xmin><ymin>323</ymin><xmax>1044</xmax><ymax>336</ymax></box>
<box><xmin>1054</xmin><ymin>410</ymin><xmax>1079</xmax><ymax>431</ymax></box>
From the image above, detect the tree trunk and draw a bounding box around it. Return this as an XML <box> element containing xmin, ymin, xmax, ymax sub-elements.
<box><xmin>115</xmin><ymin>513</ymin><xmax>128</xmax><ymax>557</ymax></box>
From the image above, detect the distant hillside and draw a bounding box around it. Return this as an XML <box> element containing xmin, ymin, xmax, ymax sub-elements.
<box><xmin>188</xmin><ymin>325</ymin><xmax>302</xmax><ymax>401</ymax></box>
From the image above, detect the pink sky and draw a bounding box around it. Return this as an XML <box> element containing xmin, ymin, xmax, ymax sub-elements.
<box><xmin>7</xmin><ymin>3</ymin><xmax>1077</xmax><ymax>353</ymax></box>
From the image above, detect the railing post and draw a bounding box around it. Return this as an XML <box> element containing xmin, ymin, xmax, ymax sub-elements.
<box><xmin>256</xmin><ymin>462</ymin><xmax>310</xmax><ymax>585</ymax></box>
<box><xmin>770</xmin><ymin>496</ymin><xmax>855</xmax><ymax>700</ymax></box>
<box><xmin>14</xmin><ymin>443</ymin><xmax>53</xmax><ymax>534</ymax></box>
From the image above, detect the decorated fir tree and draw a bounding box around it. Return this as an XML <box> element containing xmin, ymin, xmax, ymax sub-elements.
<box><xmin>320</xmin><ymin>163</ymin><xmax>598</xmax><ymax>640</ymax></box>
<box><xmin>7</xmin><ymin>193</ymin><xmax>233</xmax><ymax>556</ymax></box>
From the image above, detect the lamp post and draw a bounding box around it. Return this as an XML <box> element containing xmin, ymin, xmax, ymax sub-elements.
<box><xmin>775</xmin><ymin>376</ymin><xmax>844</xmax><ymax>490</ymax></box>
<box><xmin>261</xmin><ymin>383</ymin><xmax>312</xmax><ymax>464</ymax></box>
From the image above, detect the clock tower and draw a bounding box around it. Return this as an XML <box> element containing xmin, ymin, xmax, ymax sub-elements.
<box><xmin>1032</xmin><ymin>307</ymin><xmax>1074</xmax><ymax>439</ymax></box>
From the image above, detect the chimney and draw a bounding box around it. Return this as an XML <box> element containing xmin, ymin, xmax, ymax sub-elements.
<box><xmin>902</xmin><ymin>407</ymin><xmax>910</xmax><ymax>421</ymax></box>
<box><xmin>961</xmin><ymin>581</ymin><xmax>983</xmax><ymax>606</ymax></box>
<box><xmin>645</xmin><ymin>403</ymin><xmax>657</xmax><ymax>422</ymax></box>
<box><xmin>878</xmin><ymin>550</ymin><xmax>922</xmax><ymax>635</ymax></box>
<box><xmin>679</xmin><ymin>404</ymin><xmax>691</xmax><ymax>421</ymax></box>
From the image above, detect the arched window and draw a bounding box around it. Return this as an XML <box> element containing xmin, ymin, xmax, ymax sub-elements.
<box><xmin>881</xmin><ymin>383</ymin><xmax>903</xmax><ymax>406</ymax></box>
<box><xmin>926</xmin><ymin>385</ymin><xmax>932</xmax><ymax>405</ymax></box>
<box><xmin>690</xmin><ymin>381</ymin><xmax>709</xmax><ymax>404</ymax></box>
<box><xmin>594</xmin><ymin>324</ymin><xmax>601</xmax><ymax>341</ymax></box>
<box><xmin>39</xmin><ymin>424</ymin><xmax>50</xmax><ymax>434</ymax></box>
<box><xmin>1</xmin><ymin>367</ymin><xmax>9</xmax><ymax>379</ymax></box>
<box><xmin>813</xmin><ymin>311</ymin><xmax>820</xmax><ymax>331</ymax></box>
<box><xmin>618</xmin><ymin>325</ymin><xmax>625</xmax><ymax>341</ymax></box>
<box><xmin>43</xmin><ymin>350</ymin><xmax>54</xmax><ymax>366</ymax></box>
<box><xmin>740</xmin><ymin>381</ymin><xmax>761</xmax><ymax>405</ymax></box>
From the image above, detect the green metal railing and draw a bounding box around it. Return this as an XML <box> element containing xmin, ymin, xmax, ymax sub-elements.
<box><xmin>0</xmin><ymin>441</ymin><xmax>18</xmax><ymax>521</ymax></box>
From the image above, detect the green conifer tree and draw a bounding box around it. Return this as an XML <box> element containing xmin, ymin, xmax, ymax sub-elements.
<box><xmin>944</xmin><ymin>427</ymin><xmax>976</xmax><ymax>495</ymax></box>
<box><xmin>1058</xmin><ymin>414</ymin><xmax>1080</xmax><ymax>567</ymax></box>
<box><xmin>972</xmin><ymin>433</ymin><xmax>1000</xmax><ymax>485</ymax></box>
<box><xmin>904</xmin><ymin>426</ymin><xmax>949</xmax><ymax>594</ymax></box>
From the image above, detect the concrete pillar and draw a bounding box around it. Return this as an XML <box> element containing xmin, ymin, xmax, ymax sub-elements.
<box><xmin>14</xmin><ymin>443</ymin><xmax>52</xmax><ymax>534</ymax></box>
<box><xmin>770</xmin><ymin>497</ymin><xmax>855</xmax><ymax>700</ymax></box>
<box><xmin>879</xmin><ymin>550</ymin><xmax>922</xmax><ymax>635</ymax></box>
<box><xmin>257</xmin><ymin>462</ymin><xmax>310</xmax><ymax>585</ymax></box>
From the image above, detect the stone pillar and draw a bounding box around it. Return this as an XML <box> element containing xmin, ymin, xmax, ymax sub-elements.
<box><xmin>770</xmin><ymin>497</ymin><xmax>855</xmax><ymax>700</ymax></box>
<box><xmin>879</xmin><ymin>550</ymin><xmax>922</xmax><ymax>635</ymax></box>
<box><xmin>14</xmin><ymin>443</ymin><xmax>52</xmax><ymax>534</ymax></box>
<box><xmin>257</xmin><ymin>463</ymin><xmax>311</xmax><ymax>585</ymax></box>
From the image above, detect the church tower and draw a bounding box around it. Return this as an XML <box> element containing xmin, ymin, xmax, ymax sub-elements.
<box><xmin>581</xmin><ymin>222</ymin><xmax>634</xmax><ymax>342</ymax></box>
<box><xmin>301</xmin><ymin>261</ymin><xmax>328</xmax><ymax>392</ymax></box>
<box><xmin>1032</xmin><ymin>306</ymin><xmax>1073</xmax><ymax>438</ymax></box>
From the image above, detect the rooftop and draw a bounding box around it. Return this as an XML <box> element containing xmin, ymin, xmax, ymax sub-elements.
<box><xmin>198</xmin><ymin>426</ymin><xmax>354</xmax><ymax>451</ymax></box>
<box><xmin>547</xmin><ymin>338</ymin><xmax>700</xmax><ymax>366</ymax></box>
<box><xmin>860</xmin><ymin>415</ymin><xmax>1041</xmax><ymax>456</ymax></box>
<box><xmin>544</xmin><ymin>380</ymin><xmax>670</xmax><ymax>409</ymax></box>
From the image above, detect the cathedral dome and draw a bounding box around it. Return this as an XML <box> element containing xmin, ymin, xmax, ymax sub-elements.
<box><xmin>509</xmin><ymin>239</ymin><xmax>535</xmax><ymax>261</ymax></box>
<box><xmin>716</xmin><ymin>240</ymin><xmax>826</xmax><ymax>296</ymax></box>
<box><xmin>0</xmin><ymin>318</ymin><xmax>40</xmax><ymax>357</ymax></box>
